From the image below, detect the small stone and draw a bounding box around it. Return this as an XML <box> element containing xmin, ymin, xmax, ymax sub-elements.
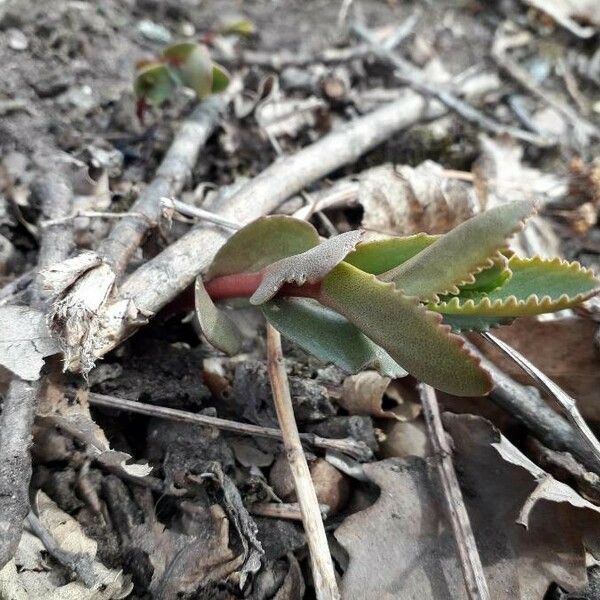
<box><xmin>7</xmin><ymin>28</ymin><xmax>28</xmax><ymax>51</ymax></box>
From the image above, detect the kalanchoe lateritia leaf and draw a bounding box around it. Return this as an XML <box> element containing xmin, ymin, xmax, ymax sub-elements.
<box><xmin>194</xmin><ymin>278</ymin><xmax>242</xmax><ymax>354</ymax></box>
<box><xmin>346</xmin><ymin>236</ymin><xmax>511</xmax><ymax>295</ymax></box>
<box><xmin>263</xmin><ymin>298</ymin><xmax>408</xmax><ymax>378</ymax></box>
<box><xmin>431</xmin><ymin>256</ymin><xmax>600</xmax><ymax>319</ymax></box>
<box><xmin>320</xmin><ymin>262</ymin><xmax>492</xmax><ymax>396</ymax></box>
<box><xmin>211</xmin><ymin>63</ymin><xmax>230</xmax><ymax>93</ymax></box>
<box><xmin>457</xmin><ymin>252</ymin><xmax>511</xmax><ymax>294</ymax></box>
<box><xmin>345</xmin><ymin>234</ymin><xmax>438</xmax><ymax>274</ymax></box>
<box><xmin>163</xmin><ymin>42</ymin><xmax>214</xmax><ymax>99</ymax></box>
<box><xmin>207</xmin><ymin>216</ymin><xmax>320</xmax><ymax>280</ymax></box>
<box><xmin>134</xmin><ymin>62</ymin><xmax>178</xmax><ymax>105</ymax></box>
<box><xmin>250</xmin><ymin>229</ymin><xmax>364</xmax><ymax>305</ymax></box>
<box><xmin>380</xmin><ymin>200</ymin><xmax>536</xmax><ymax>301</ymax></box>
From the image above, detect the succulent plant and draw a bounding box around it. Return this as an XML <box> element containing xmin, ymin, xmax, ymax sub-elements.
<box><xmin>195</xmin><ymin>200</ymin><xmax>599</xmax><ymax>396</ymax></box>
<box><xmin>134</xmin><ymin>42</ymin><xmax>229</xmax><ymax>118</ymax></box>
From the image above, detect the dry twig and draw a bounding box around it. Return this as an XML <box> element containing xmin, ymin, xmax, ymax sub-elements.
<box><xmin>0</xmin><ymin>172</ymin><xmax>73</xmax><ymax>568</ymax></box>
<box><xmin>353</xmin><ymin>23</ymin><xmax>553</xmax><ymax>147</ymax></box>
<box><xmin>266</xmin><ymin>324</ymin><xmax>340</xmax><ymax>600</ymax></box>
<box><xmin>87</xmin><ymin>392</ymin><xmax>371</xmax><ymax>460</ymax></box>
<box><xmin>250</xmin><ymin>502</ymin><xmax>329</xmax><ymax>521</ymax></box>
<box><xmin>468</xmin><ymin>343</ymin><xmax>600</xmax><ymax>473</ymax></box>
<box><xmin>419</xmin><ymin>384</ymin><xmax>490</xmax><ymax>600</ymax></box>
<box><xmin>481</xmin><ymin>332</ymin><xmax>600</xmax><ymax>469</ymax></box>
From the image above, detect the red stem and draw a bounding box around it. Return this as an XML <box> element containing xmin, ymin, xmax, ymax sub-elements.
<box><xmin>205</xmin><ymin>272</ymin><xmax>321</xmax><ymax>301</ymax></box>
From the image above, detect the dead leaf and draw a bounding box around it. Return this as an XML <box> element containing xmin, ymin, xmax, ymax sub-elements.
<box><xmin>0</xmin><ymin>305</ymin><xmax>60</xmax><ymax>380</ymax></box>
<box><xmin>469</xmin><ymin>316</ymin><xmax>600</xmax><ymax>422</ymax></box>
<box><xmin>335</xmin><ymin>457</ymin><xmax>466</xmax><ymax>600</ymax></box>
<box><xmin>445</xmin><ymin>413</ymin><xmax>600</xmax><ymax>597</ymax></box>
<box><xmin>472</xmin><ymin>135</ymin><xmax>565</xmax><ymax>258</ymax></box>
<box><xmin>339</xmin><ymin>371</ymin><xmax>421</xmax><ymax>421</ymax></box>
<box><xmin>358</xmin><ymin>161</ymin><xmax>480</xmax><ymax>236</ymax></box>
<box><xmin>335</xmin><ymin>414</ymin><xmax>600</xmax><ymax>599</ymax></box>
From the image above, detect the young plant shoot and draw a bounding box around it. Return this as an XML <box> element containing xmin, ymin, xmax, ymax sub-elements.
<box><xmin>195</xmin><ymin>200</ymin><xmax>600</xmax><ymax>397</ymax></box>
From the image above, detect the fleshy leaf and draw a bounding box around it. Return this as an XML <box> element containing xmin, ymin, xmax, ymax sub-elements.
<box><xmin>380</xmin><ymin>200</ymin><xmax>536</xmax><ymax>301</ymax></box>
<box><xmin>194</xmin><ymin>278</ymin><xmax>242</xmax><ymax>354</ymax></box>
<box><xmin>263</xmin><ymin>298</ymin><xmax>407</xmax><ymax>378</ymax></box>
<box><xmin>345</xmin><ymin>234</ymin><xmax>438</xmax><ymax>275</ymax></box>
<box><xmin>220</xmin><ymin>18</ymin><xmax>257</xmax><ymax>37</ymax></box>
<box><xmin>211</xmin><ymin>63</ymin><xmax>230</xmax><ymax>93</ymax></box>
<box><xmin>250</xmin><ymin>229</ymin><xmax>364</xmax><ymax>305</ymax></box>
<box><xmin>320</xmin><ymin>262</ymin><xmax>492</xmax><ymax>396</ymax></box>
<box><xmin>456</xmin><ymin>252</ymin><xmax>511</xmax><ymax>294</ymax></box>
<box><xmin>134</xmin><ymin>62</ymin><xmax>177</xmax><ymax>105</ymax></box>
<box><xmin>431</xmin><ymin>256</ymin><xmax>600</xmax><ymax>319</ymax></box>
<box><xmin>207</xmin><ymin>216</ymin><xmax>320</xmax><ymax>280</ymax></box>
<box><xmin>163</xmin><ymin>42</ymin><xmax>214</xmax><ymax>99</ymax></box>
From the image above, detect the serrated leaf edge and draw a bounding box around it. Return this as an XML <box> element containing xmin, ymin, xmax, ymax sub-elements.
<box><xmin>431</xmin><ymin>257</ymin><xmax>600</xmax><ymax>317</ymax></box>
<box><xmin>322</xmin><ymin>267</ymin><xmax>493</xmax><ymax>395</ymax></box>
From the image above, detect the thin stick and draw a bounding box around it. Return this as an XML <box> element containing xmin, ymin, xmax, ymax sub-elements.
<box><xmin>492</xmin><ymin>33</ymin><xmax>600</xmax><ymax>142</ymax></box>
<box><xmin>160</xmin><ymin>197</ymin><xmax>241</xmax><ymax>230</ymax></box>
<box><xmin>480</xmin><ymin>332</ymin><xmax>600</xmax><ymax>468</ymax></box>
<box><xmin>419</xmin><ymin>384</ymin><xmax>490</xmax><ymax>600</ymax></box>
<box><xmin>250</xmin><ymin>502</ymin><xmax>330</xmax><ymax>521</ymax></box>
<box><xmin>353</xmin><ymin>23</ymin><xmax>553</xmax><ymax>147</ymax></box>
<box><xmin>266</xmin><ymin>324</ymin><xmax>340</xmax><ymax>600</ymax></box>
<box><xmin>0</xmin><ymin>172</ymin><xmax>73</xmax><ymax>569</ymax></box>
<box><xmin>87</xmin><ymin>392</ymin><xmax>370</xmax><ymax>460</ymax></box>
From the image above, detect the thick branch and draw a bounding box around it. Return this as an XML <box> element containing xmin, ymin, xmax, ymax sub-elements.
<box><xmin>0</xmin><ymin>172</ymin><xmax>73</xmax><ymax>569</ymax></box>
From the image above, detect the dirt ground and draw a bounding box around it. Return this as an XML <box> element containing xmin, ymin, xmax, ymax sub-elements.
<box><xmin>2</xmin><ymin>0</ymin><xmax>600</xmax><ymax>599</ymax></box>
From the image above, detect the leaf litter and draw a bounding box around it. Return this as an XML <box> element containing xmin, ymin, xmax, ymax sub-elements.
<box><xmin>2</xmin><ymin>0</ymin><xmax>600</xmax><ymax>598</ymax></box>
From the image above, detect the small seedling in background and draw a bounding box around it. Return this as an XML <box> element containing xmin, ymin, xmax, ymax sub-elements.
<box><xmin>134</xmin><ymin>42</ymin><xmax>230</xmax><ymax>120</ymax></box>
<box><xmin>195</xmin><ymin>200</ymin><xmax>600</xmax><ymax>397</ymax></box>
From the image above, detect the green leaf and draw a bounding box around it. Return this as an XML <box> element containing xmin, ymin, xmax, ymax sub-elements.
<box><xmin>194</xmin><ymin>278</ymin><xmax>242</xmax><ymax>354</ymax></box>
<box><xmin>455</xmin><ymin>252</ymin><xmax>511</xmax><ymax>294</ymax></box>
<box><xmin>134</xmin><ymin>62</ymin><xmax>177</xmax><ymax>105</ymax></box>
<box><xmin>211</xmin><ymin>63</ymin><xmax>230</xmax><ymax>93</ymax></box>
<box><xmin>163</xmin><ymin>42</ymin><xmax>213</xmax><ymax>98</ymax></box>
<box><xmin>431</xmin><ymin>256</ymin><xmax>600</xmax><ymax>319</ymax></box>
<box><xmin>345</xmin><ymin>234</ymin><xmax>438</xmax><ymax>275</ymax></box>
<box><xmin>250</xmin><ymin>230</ymin><xmax>363</xmax><ymax>305</ymax></box>
<box><xmin>207</xmin><ymin>216</ymin><xmax>320</xmax><ymax>280</ymax></box>
<box><xmin>380</xmin><ymin>200</ymin><xmax>537</xmax><ymax>301</ymax></box>
<box><xmin>263</xmin><ymin>298</ymin><xmax>407</xmax><ymax>378</ymax></box>
<box><xmin>320</xmin><ymin>262</ymin><xmax>492</xmax><ymax>396</ymax></box>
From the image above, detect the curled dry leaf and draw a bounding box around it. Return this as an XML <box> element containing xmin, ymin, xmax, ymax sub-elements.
<box><xmin>339</xmin><ymin>371</ymin><xmax>420</xmax><ymax>421</ymax></box>
<box><xmin>256</xmin><ymin>96</ymin><xmax>328</xmax><ymax>139</ymax></box>
<box><xmin>0</xmin><ymin>305</ymin><xmax>60</xmax><ymax>380</ymax></box>
<box><xmin>357</xmin><ymin>161</ymin><xmax>480</xmax><ymax>236</ymax></box>
<box><xmin>335</xmin><ymin>414</ymin><xmax>600</xmax><ymax>599</ymax></box>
